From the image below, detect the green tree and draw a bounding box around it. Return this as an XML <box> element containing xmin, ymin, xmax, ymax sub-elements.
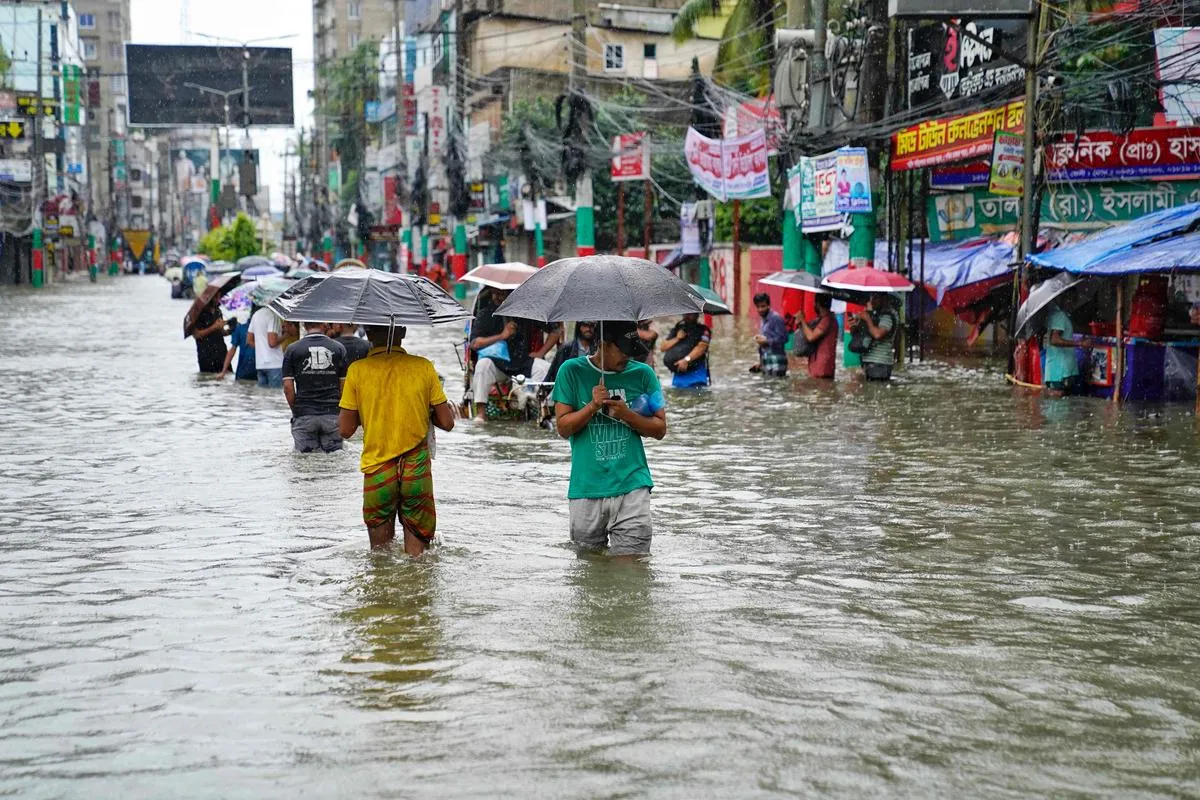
<box><xmin>672</xmin><ymin>0</ymin><xmax>781</xmax><ymax>96</ymax></box>
<box><xmin>318</xmin><ymin>41</ymin><xmax>379</xmax><ymax>214</ymax></box>
<box><xmin>0</xmin><ymin>42</ymin><xmax>12</xmax><ymax>89</ymax></box>
<box><xmin>196</xmin><ymin>212</ymin><xmax>263</xmax><ymax>260</ymax></box>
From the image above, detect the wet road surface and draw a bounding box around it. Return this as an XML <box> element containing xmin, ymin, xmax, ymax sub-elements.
<box><xmin>3</xmin><ymin>276</ymin><xmax>1200</xmax><ymax>798</ymax></box>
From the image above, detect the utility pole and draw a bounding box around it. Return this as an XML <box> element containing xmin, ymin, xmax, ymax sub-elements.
<box><xmin>1018</xmin><ymin>2</ymin><xmax>1042</xmax><ymax>264</ymax></box>
<box><xmin>32</xmin><ymin>7</ymin><xmax>44</xmax><ymax>287</ymax></box>
<box><xmin>571</xmin><ymin>0</ymin><xmax>595</xmax><ymax>258</ymax></box>
<box><xmin>394</xmin><ymin>0</ymin><xmax>412</xmax><ymax>272</ymax></box>
<box><xmin>451</xmin><ymin>0</ymin><xmax>468</xmax><ymax>296</ymax></box>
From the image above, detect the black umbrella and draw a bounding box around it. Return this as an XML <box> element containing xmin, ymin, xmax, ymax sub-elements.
<box><xmin>494</xmin><ymin>255</ymin><xmax>706</xmax><ymax>322</ymax></box>
<box><xmin>1014</xmin><ymin>272</ymin><xmax>1096</xmax><ymax>337</ymax></box>
<box><xmin>269</xmin><ymin>267</ymin><xmax>471</xmax><ymax>327</ymax></box>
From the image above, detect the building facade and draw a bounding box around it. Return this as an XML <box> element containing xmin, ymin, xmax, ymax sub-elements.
<box><xmin>75</xmin><ymin>0</ymin><xmax>129</xmax><ymax>226</ymax></box>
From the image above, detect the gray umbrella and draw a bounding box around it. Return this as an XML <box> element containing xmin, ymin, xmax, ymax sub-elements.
<box><xmin>269</xmin><ymin>268</ymin><xmax>471</xmax><ymax>327</ymax></box>
<box><xmin>1014</xmin><ymin>272</ymin><xmax>1095</xmax><ymax>337</ymax></box>
<box><xmin>493</xmin><ymin>255</ymin><xmax>706</xmax><ymax>322</ymax></box>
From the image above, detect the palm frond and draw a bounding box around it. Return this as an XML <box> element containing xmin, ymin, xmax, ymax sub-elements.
<box><xmin>672</xmin><ymin>0</ymin><xmax>724</xmax><ymax>43</ymax></box>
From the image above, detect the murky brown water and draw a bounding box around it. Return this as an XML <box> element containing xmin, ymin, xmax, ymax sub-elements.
<box><xmin>3</xmin><ymin>275</ymin><xmax>1200</xmax><ymax>798</ymax></box>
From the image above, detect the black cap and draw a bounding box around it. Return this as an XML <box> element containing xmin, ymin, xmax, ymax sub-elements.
<box><xmin>599</xmin><ymin>320</ymin><xmax>646</xmax><ymax>357</ymax></box>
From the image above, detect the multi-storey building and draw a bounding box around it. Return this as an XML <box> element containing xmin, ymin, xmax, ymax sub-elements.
<box><xmin>313</xmin><ymin>0</ymin><xmax>398</xmax><ymax>209</ymax></box>
<box><xmin>75</xmin><ymin>0</ymin><xmax>130</xmax><ymax>225</ymax></box>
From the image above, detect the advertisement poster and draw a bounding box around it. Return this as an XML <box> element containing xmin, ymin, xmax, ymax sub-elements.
<box><xmin>684</xmin><ymin>127</ymin><xmax>771</xmax><ymax>202</ymax></box>
<box><xmin>171</xmin><ymin>149</ymin><xmax>211</xmax><ymax>194</ymax></box>
<box><xmin>907</xmin><ymin>20</ymin><xmax>1026</xmax><ymax>110</ymax></box>
<box><xmin>834</xmin><ymin>147</ymin><xmax>872</xmax><ymax>213</ymax></box>
<box><xmin>800</xmin><ymin>153</ymin><xmax>842</xmax><ymax>233</ymax></box>
<box><xmin>987</xmin><ymin>131</ymin><xmax>1024</xmax><ymax>196</ymax></box>
<box><xmin>611</xmin><ymin>132</ymin><xmax>650</xmax><ymax>181</ymax></box>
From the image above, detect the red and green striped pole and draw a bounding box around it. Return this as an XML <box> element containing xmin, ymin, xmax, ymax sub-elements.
<box><xmin>575</xmin><ymin>173</ymin><xmax>595</xmax><ymax>257</ymax></box>
<box><xmin>31</xmin><ymin>227</ymin><xmax>44</xmax><ymax>287</ymax></box>
<box><xmin>451</xmin><ymin>220</ymin><xmax>468</xmax><ymax>300</ymax></box>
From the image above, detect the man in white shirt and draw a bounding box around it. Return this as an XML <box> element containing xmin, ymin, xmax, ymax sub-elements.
<box><xmin>247</xmin><ymin>306</ymin><xmax>285</xmax><ymax>388</ymax></box>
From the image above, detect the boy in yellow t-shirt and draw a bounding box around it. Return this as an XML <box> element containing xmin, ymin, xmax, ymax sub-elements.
<box><xmin>338</xmin><ymin>325</ymin><xmax>457</xmax><ymax>555</ymax></box>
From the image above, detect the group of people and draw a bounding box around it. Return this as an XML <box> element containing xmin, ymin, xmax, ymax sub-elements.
<box><xmin>747</xmin><ymin>291</ymin><xmax>899</xmax><ymax>382</ymax></box>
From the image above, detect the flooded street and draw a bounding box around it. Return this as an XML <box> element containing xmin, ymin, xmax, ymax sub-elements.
<box><xmin>5</xmin><ymin>275</ymin><xmax>1200</xmax><ymax>798</ymax></box>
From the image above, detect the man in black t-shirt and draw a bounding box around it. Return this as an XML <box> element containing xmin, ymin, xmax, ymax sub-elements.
<box><xmin>328</xmin><ymin>323</ymin><xmax>371</xmax><ymax>365</ymax></box>
<box><xmin>282</xmin><ymin>323</ymin><xmax>349</xmax><ymax>452</ymax></box>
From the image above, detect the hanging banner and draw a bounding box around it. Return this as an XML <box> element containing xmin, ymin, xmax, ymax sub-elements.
<box><xmin>799</xmin><ymin>153</ymin><xmax>841</xmax><ymax>232</ymax></box>
<box><xmin>988</xmin><ymin>131</ymin><xmax>1024</xmax><ymax>196</ymax></box>
<box><xmin>684</xmin><ymin>127</ymin><xmax>771</xmax><ymax>202</ymax></box>
<box><xmin>891</xmin><ymin>99</ymin><xmax>1024</xmax><ymax>171</ymax></box>
<box><xmin>611</xmin><ymin>132</ymin><xmax>649</xmax><ymax>182</ymax></box>
<box><xmin>684</xmin><ymin>127</ymin><xmax>729</xmax><ymax>200</ymax></box>
<box><xmin>723</xmin><ymin>130</ymin><xmax>772</xmax><ymax>200</ymax></box>
<box><xmin>833</xmin><ymin>147</ymin><xmax>872</xmax><ymax>213</ymax></box>
<box><xmin>721</xmin><ymin>96</ymin><xmax>783</xmax><ymax>153</ymax></box>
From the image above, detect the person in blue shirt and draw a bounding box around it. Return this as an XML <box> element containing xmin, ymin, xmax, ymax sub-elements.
<box><xmin>750</xmin><ymin>293</ymin><xmax>789</xmax><ymax>377</ymax></box>
<box><xmin>218</xmin><ymin>308</ymin><xmax>257</xmax><ymax>381</ymax></box>
<box><xmin>1043</xmin><ymin>302</ymin><xmax>1094</xmax><ymax>397</ymax></box>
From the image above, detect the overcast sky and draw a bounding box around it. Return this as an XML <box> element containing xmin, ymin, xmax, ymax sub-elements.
<box><xmin>130</xmin><ymin>0</ymin><xmax>315</xmax><ymax>216</ymax></box>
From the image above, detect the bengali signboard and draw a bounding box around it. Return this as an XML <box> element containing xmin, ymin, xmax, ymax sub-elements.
<box><xmin>611</xmin><ymin>132</ymin><xmax>649</xmax><ymax>182</ymax></box>
<box><xmin>928</xmin><ymin>180</ymin><xmax>1200</xmax><ymax>241</ymax></box>
<box><xmin>892</xmin><ymin>100</ymin><xmax>1024</xmax><ymax>171</ymax></box>
<box><xmin>0</xmin><ymin>158</ymin><xmax>32</xmax><ymax>182</ymax></box>
<box><xmin>1046</xmin><ymin>126</ymin><xmax>1200</xmax><ymax>182</ymax></box>
<box><xmin>797</xmin><ymin>153</ymin><xmax>841</xmax><ymax>232</ymax></box>
<box><xmin>684</xmin><ymin>127</ymin><xmax>771</xmax><ymax>202</ymax></box>
<box><xmin>906</xmin><ymin>21</ymin><xmax>1026</xmax><ymax>110</ymax></box>
<box><xmin>988</xmin><ymin>132</ymin><xmax>1024</xmax><ymax>196</ymax></box>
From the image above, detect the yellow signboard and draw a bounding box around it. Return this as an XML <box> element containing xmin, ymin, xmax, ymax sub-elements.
<box><xmin>124</xmin><ymin>229</ymin><xmax>151</xmax><ymax>260</ymax></box>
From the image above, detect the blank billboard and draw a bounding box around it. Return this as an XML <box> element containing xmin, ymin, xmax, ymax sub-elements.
<box><xmin>889</xmin><ymin>0</ymin><xmax>1030</xmax><ymax>16</ymax></box>
<box><xmin>126</xmin><ymin>44</ymin><xmax>294</xmax><ymax>127</ymax></box>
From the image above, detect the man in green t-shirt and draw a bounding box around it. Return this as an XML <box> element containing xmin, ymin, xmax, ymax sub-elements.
<box><xmin>552</xmin><ymin>320</ymin><xmax>667</xmax><ymax>557</ymax></box>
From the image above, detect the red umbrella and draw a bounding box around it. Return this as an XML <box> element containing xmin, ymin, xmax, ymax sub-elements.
<box><xmin>822</xmin><ymin>266</ymin><xmax>916</xmax><ymax>294</ymax></box>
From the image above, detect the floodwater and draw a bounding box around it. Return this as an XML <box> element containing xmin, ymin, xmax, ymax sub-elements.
<box><xmin>3</xmin><ymin>276</ymin><xmax>1200</xmax><ymax>799</ymax></box>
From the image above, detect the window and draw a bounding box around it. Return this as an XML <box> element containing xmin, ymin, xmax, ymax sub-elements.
<box><xmin>110</xmin><ymin>76</ymin><xmax>124</xmax><ymax>95</ymax></box>
<box><xmin>347</xmin><ymin>1</ymin><xmax>361</xmax><ymax>20</ymax></box>
<box><xmin>130</xmin><ymin>168</ymin><xmax>142</xmax><ymax>183</ymax></box>
<box><xmin>130</xmin><ymin>194</ymin><xmax>143</xmax><ymax>209</ymax></box>
<box><xmin>82</xmin><ymin>39</ymin><xmax>98</xmax><ymax>60</ymax></box>
<box><xmin>348</xmin><ymin>32</ymin><xmax>360</xmax><ymax>48</ymax></box>
<box><xmin>109</xmin><ymin>42</ymin><xmax>121</xmax><ymax>61</ymax></box>
<box><xmin>643</xmin><ymin>43</ymin><xmax>657</xmax><ymax>59</ymax></box>
<box><xmin>107</xmin><ymin>10</ymin><xmax>121</xmax><ymax>29</ymax></box>
<box><xmin>79</xmin><ymin>13</ymin><xmax>95</xmax><ymax>29</ymax></box>
<box><xmin>604</xmin><ymin>43</ymin><xmax>624</xmax><ymax>72</ymax></box>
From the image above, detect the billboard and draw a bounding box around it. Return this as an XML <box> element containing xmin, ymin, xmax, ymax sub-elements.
<box><xmin>907</xmin><ymin>20</ymin><xmax>1026</xmax><ymax>109</ymax></box>
<box><xmin>126</xmin><ymin>45</ymin><xmax>294</xmax><ymax>127</ymax></box>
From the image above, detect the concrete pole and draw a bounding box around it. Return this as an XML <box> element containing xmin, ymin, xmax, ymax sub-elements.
<box><xmin>571</xmin><ymin>0</ymin><xmax>594</xmax><ymax>257</ymax></box>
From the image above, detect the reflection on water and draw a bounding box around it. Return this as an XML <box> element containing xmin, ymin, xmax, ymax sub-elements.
<box><xmin>3</xmin><ymin>278</ymin><xmax>1200</xmax><ymax>797</ymax></box>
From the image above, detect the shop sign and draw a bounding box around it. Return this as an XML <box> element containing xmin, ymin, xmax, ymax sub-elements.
<box><xmin>907</xmin><ymin>20</ymin><xmax>1026</xmax><ymax>109</ymax></box>
<box><xmin>0</xmin><ymin>158</ymin><xmax>32</xmax><ymax>182</ymax></box>
<box><xmin>891</xmin><ymin>99</ymin><xmax>1024</xmax><ymax>171</ymax></box>
<box><xmin>1046</xmin><ymin>126</ymin><xmax>1200</xmax><ymax>182</ymax></box>
<box><xmin>611</xmin><ymin>132</ymin><xmax>649</xmax><ymax>182</ymax></box>
<box><xmin>987</xmin><ymin>131</ymin><xmax>1024</xmax><ymax>196</ymax></box>
<box><xmin>0</xmin><ymin>119</ymin><xmax>25</xmax><ymax>140</ymax></box>
<box><xmin>927</xmin><ymin>179</ymin><xmax>1200</xmax><ymax>241</ymax></box>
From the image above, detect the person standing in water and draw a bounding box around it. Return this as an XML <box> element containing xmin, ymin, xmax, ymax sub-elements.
<box><xmin>339</xmin><ymin>325</ymin><xmax>456</xmax><ymax>555</ymax></box>
<box><xmin>553</xmin><ymin>321</ymin><xmax>666</xmax><ymax>558</ymax></box>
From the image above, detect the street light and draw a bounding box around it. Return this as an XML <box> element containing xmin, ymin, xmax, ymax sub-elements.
<box><xmin>190</xmin><ymin>32</ymin><xmax>298</xmax><ymax>132</ymax></box>
<box><xmin>183</xmin><ymin>82</ymin><xmax>246</xmax><ymax>220</ymax></box>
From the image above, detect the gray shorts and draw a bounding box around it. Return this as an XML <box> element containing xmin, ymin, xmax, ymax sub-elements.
<box><xmin>568</xmin><ymin>487</ymin><xmax>652</xmax><ymax>556</ymax></box>
<box><xmin>291</xmin><ymin>414</ymin><xmax>343</xmax><ymax>453</ymax></box>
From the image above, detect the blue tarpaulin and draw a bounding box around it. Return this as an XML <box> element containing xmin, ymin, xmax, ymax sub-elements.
<box><xmin>823</xmin><ymin>238</ymin><xmax>1013</xmax><ymax>299</ymax></box>
<box><xmin>1027</xmin><ymin>201</ymin><xmax>1200</xmax><ymax>274</ymax></box>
